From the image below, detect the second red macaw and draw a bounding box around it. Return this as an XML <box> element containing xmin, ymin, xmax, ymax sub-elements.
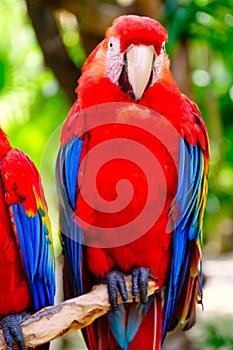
<box><xmin>56</xmin><ymin>15</ymin><xmax>209</xmax><ymax>350</ymax></box>
<box><xmin>0</xmin><ymin>129</ymin><xmax>55</xmax><ymax>350</ymax></box>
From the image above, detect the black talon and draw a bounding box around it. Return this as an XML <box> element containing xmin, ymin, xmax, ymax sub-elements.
<box><xmin>132</xmin><ymin>267</ymin><xmax>151</xmax><ymax>304</ymax></box>
<box><xmin>132</xmin><ymin>268</ymin><xmax>139</xmax><ymax>301</ymax></box>
<box><xmin>0</xmin><ymin>312</ymin><xmax>30</xmax><ymax>350</ymax></box>
<box><xmin>106</xmin><ymin>270</ymin><xmax>128</xmax><ymax>312</ymax></box>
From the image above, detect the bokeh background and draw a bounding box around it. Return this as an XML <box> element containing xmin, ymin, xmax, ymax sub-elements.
<box><xmin>1</xmin><ymin>0</ymin><xmax>233</xmax><ymax>349</ymax></box>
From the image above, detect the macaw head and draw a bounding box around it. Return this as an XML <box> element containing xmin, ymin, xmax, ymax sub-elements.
<box><xmin>105</xmin><ymin>15</ymin><xmax>168</xmax><ymax>101</ymax></box>
<box><xmin>78</xmin><ymin>15</ymin><xmax>169</xmax><ymax>104</ymax></box>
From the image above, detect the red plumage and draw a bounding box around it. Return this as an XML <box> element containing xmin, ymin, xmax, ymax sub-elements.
<box><xmin>0</xmin><ymin>128</ymin><xmax>54</xmax><ymax>350</ymax></box>
<box><xmin>0</xmin><ymin>183</ymin><xmax>32</xmax><ymax>316</ymax></box>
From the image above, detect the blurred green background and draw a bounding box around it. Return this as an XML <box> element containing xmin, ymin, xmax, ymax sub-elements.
<box><xmin>1</xmin><ymin>0</ymin><xmax>233</xmax><ymax>349</ymax></box>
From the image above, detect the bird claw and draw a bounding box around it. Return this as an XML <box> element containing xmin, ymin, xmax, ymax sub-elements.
<box><xmin>132</xmin><ymin>267</ymin><xmax>151</xmax><ymax>304</ymax></box>
<box><xmin>105</xmin><ymin>270</ymin><xmax>128</xmax><ymax>312</ymax></box>
<box><xmin>0</xmin><ymin>312</ymin><xmax>30</xmax><ymax>350</ymax></box>
<box><xmin>105</xmin><ymin>267</ymin><xmax>151</xmax><ymax>311</ymax></box>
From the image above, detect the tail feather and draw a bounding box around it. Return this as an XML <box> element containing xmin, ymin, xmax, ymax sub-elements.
<box><xmin>108</xmin><ymin>305</ymin><xmax>127</xmax><ymax>349</ymax></box>
<box><xmin>126</xmin><ymin>297</ymin><xmax>154</xmax><ymax>343</ymax></box>
<box><xmin>82</xmin><ymin>323</ymin><xmax>98</xmax><ymax>350</ymax></box>
<box><xmin>82</xmin><ymin>294</ymin><xmax>163</xmax><ymax>350</ymax></box>
<box><xmin>129</xmin><ymin>295</ymin><xmax>162</xmax><ymax>350</ymax></box>
<box><xmin>83</xmin><ymin>317</ymin><xmax>119</xmax><ymax>350</ymax></box>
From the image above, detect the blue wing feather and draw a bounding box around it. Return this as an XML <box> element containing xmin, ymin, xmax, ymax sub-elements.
<box><xmin>163</xmin><ymin>137</ymin><xmax>207</xmax><ymax>339</ymax></box>
<box><xmin>11</xmin><ymin>202</ymin><xmax>55</xmax><ymax>310</ymax></box>
<box><xmin>1</xmin><ymin>148</ymin><xmax>55</xmax><ymax>312</ymax></box>
<box><xmin>56</xmin><ymin>136</ymin><xmax>84</xmax><ymax>297</ymax></box>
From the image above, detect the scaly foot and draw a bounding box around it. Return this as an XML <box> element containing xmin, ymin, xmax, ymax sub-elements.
<box><xmin>106</xmin><ymin>270</ymin><xmax>128</xmax><ymax>312</ymax></box>
<box><xmin>132</xmin><ymin>267</ymin><xmax>152</xmax><ymax>304</ymax></box>
<box><xmin>0</xmin><ymin>312</ymin><xmax>30</xmax><ymax>350</ymax></box>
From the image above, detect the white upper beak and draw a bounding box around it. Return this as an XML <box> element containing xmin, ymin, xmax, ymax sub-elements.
<box><xmin>126</xmin><ymin>45</ymin><xmax>155</xmax><ymax>101</ymax></box>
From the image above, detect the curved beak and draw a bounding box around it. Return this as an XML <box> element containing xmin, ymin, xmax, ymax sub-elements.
<box><xmin>126</xmin><ymin>45</ymin><xmax>155</xmax><ymax>102</ymax></box>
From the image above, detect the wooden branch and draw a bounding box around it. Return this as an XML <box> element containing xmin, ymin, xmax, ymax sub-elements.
<box><xmin>25</xmin><ymin>0</ymin><xmax>79</xmax><ymax>102</ymax></box>
<box><xmin>0</xmin><ymin>276</ymin><xmax>157</xmax><ymax>349</ymax></box>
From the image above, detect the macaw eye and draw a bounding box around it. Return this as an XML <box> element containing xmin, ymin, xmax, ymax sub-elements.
<box><xmin>161</xmin><ymin>42</ymin><xmax>165</xmax><ymax>52</ymax></box>
<box><xmin>109</xmin><ymin>40</ymin><xmax>114</xmax><ymax>49</ymax></box>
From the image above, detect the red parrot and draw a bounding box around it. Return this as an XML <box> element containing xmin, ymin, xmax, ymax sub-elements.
<box><xmin>56</xmin><ymin>15</ymin><xmax>209</xmax><ymax>349</ymax></box>
<box><xmin>0</xmin><ymin>128</ymin><xmax>55</xmax><ymax>350</ymax></box>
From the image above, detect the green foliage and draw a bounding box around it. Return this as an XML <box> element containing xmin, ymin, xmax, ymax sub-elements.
<box><xmin>56</xmin><ymin>9</ymin><xmax>86</xmax><ymax>68</ymax></box>
<box><xmin>0</xmin><ymin>0</ymin><xmax>70</xmax><ymax>165</ymax></box>
<box><xmin>189</xmin><ymin>316</ymin><xmax>233</xmax><ymax>350</ymax></box>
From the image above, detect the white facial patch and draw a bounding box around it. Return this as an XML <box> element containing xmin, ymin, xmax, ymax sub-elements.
<box><xmin>106</xmin><ymin>37</ymin><xmax>124</xmax><ymax>85</ymax></box>
<box><xmin>106</xmin><ymin>37</ymin><xmax>165</xmax><ymax>90</ymax></box>
<box><xmin>151</xmin><ymin>41</ymin><xmax>165</xmax><ymax>85</ymax></box>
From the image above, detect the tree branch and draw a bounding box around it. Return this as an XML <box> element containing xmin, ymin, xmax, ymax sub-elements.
<box><xmin>0</xmin><ymin>276</ymin><xmax>157</xmax><ymax>349</ymax></box>
<box><xmin>25</xmin><ymin>0</ymin><xmax>79</xmax><ymax>103</ymax></box>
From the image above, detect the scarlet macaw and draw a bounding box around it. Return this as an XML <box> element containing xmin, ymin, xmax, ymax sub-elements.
<box><xmin>56</xmin><ymin>15</ymin><xmax>209</xmax><ymax>349</ymax></box>
<box><xmin>0</xmin><ymin>128</ymin><xmax>55</xmax><ymax>350</ymax></box>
